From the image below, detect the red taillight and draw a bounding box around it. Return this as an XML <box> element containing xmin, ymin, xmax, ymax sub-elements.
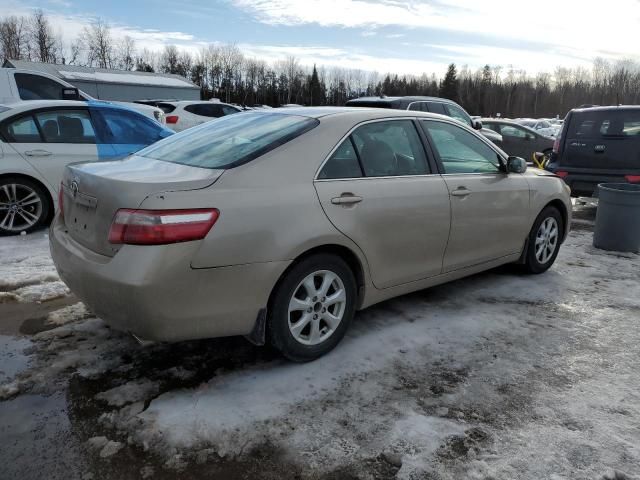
<box><xmin>108</xmin><ymin>209</ymin><xmax>219</xmax><ymax>245</ymax></box>
<box><xmin>58</xmin><ymin>183</ymin><xmax>64</xmax><ymax>219</ymax></box>
<box><xmin>626</xmin><ymin>175</ymin><xmax>640</xmax><ymax>183</ymax></box>
<box><xmin>555</xmin><ymin>171</ymin><xmax>569</xmax><ymax>179</ymax></box>
<box><xmin>165</xmin><ymin>115</ymin><xmax>179</xmax><ymax>124</ymax></box>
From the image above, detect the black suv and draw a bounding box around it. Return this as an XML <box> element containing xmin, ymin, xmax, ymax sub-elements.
<box><xmin>547</xmin><ymin>106</ymin><xmax>640</xmax><ymax>197</ymax></box>
<box><xmin>345</xmin><ymin>96</ymin><xmax>502</xmax><ymax>145</ymax></box>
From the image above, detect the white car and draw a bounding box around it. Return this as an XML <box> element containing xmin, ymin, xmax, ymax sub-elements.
<box><xmin>0</xmin><ymin>68</ymin><xmax>166</xmax><ymax>124</ymax></box>
<box><xmin>516</xmin><ymin>118</ymin><xmax>557</xmax><ymax>138</ymax></box>
<box><xmin>0</xmin><ymin>100</ymin><xmax>173</xmax><ymax>235</ymax></box>
<box><xmin>158</xmin><ymin>100</ymin><xmax>241</xmax><ymax>132</ymax></box>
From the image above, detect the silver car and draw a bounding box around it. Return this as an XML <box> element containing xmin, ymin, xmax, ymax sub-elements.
<box><xmin>50</xmin><ymin>108</ymin><xmax>572</xmax><ymax>361</ymax></box>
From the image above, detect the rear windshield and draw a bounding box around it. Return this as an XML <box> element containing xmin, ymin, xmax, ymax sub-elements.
<box><xmin>568</xmin><ymin>109</ymin><xmax>640</xmax><ymax>138</ymax></box>
<box><xmin>138</xmin><ymin>112</ymin><xmax>319</xmax><ymax>169</ymax></box>
<box><xmin>156</xmin><ymin>103</ymin><xmax>176</xmax><ymax>114</ymax></box>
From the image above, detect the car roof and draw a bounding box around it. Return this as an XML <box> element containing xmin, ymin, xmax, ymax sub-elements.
<box><xmin>571</xmin><ymin>105</ymin><xmax>640</xmax><ymax>113</ymax></box>
<box><xmin>164</xmin><ymin>100</ymin><xmax>237</xmax><ymax>106</ymax></box>
<box><xmin>347</xmin><ymin>96</ymin><xmax>455</xmax><ymax>104</ymax></box>
<box><xmin>244</xmin><ymin>106</ymin><xmax>453</xmax><ymax>122</ymax></box>
<box><xmin>0</xmin><ymin>99</ymin><xmax>144</xmax><ymax>115</ymax></box>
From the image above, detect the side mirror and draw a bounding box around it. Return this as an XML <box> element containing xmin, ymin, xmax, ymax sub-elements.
<box><xmin>507</xmin><ymin>156</ymin><xmax>527</xmax><ymax>174</ymax></box>
<box><xmin>472</xmin><ymin>119</ymin><xmax>483</xmax><ymax>130</ymax></box>
<box><xmin>62</xmin><ymin>87</ymin><xmax>80</xmax><ymax>100</ymax></box>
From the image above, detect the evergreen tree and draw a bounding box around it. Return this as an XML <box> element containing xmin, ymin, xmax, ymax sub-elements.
<box><xmin>439</xmin><ymin>63</ymin><xmax>459</xmax><ymax>101</ymax></box>
<box><xmin>308</xmin><ymin>64</ymin><xmax>324</xmax><ymax>106</ymax></box>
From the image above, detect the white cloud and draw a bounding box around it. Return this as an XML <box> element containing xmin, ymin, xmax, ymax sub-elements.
<box><xmin>234</xmin><ymin>0</ymin><xmax>640</xmax><ymax>63</ymax></box>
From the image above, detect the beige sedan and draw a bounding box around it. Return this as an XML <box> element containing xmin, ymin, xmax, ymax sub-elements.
<box><xmin>50</xmin><ymin>108</ymin><xmax>572</xmax><ymax>361</ymax></box>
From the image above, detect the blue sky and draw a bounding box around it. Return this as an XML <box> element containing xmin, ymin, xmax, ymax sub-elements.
<box><xmin>2</xmin><ymin>0</ymin><xmax>639</xmax><ymax>75</ymax></box>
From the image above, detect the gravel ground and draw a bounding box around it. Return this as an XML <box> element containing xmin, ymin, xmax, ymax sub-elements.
<box><xmin>1</xmin><ymin>202</ymin><xmax>639</xmax><ymax>480</ymax></box>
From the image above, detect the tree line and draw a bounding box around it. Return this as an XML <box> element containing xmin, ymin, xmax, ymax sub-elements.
<box><xmin>1</xmin><ymin>11</ymin><xmax>639</xmax><ymax>117</ymax></box>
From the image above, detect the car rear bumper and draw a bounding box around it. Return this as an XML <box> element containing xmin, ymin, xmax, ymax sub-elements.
<box><xmin>50</xmin><ymin>217</ymin><xmax>290</xmax><ymax>342</ymax></box>
<box><xmin>546</xmin><ymin>166</ymin><xmax>639</xmax><ymax>197</ymax></box>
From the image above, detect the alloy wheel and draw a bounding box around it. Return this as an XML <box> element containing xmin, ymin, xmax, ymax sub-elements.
<box><xmin>288</xmin><ymin>270</ymin><xmax>347</xmax><ymax>346</ymax></box>
<box><xmin>0</xmin><ymin>183</ymin><xmax>43</xmax><ymax>232</ymax></box>
<box><xmin>535</xmin><ymin>217</ymin><xmax>559</xmax><ymax>264</ymax></box>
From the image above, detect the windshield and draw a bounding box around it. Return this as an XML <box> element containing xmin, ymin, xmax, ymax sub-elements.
<box><xmin>138</xmin><ymin>112</ymin><xmax>319</xmax><ymax>169</ymax></box>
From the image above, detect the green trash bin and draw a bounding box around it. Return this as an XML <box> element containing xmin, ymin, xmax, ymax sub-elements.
<box><xmin>593</xmin><ymin>183</ymin><xmax>640</xmax><ymax>253</ymax></box>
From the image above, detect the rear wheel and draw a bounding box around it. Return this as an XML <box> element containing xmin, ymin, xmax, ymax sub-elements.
<box><xmin>0</xmin><ymin>177</ymin><xmax>50</xmax><ymax>236</ymax></box>
<box><xmin>268</xmin><ymin>254</ymin><xmax>357</xmax><ymax>362</ymax></box>
<box><xmin>523</xmin><ymin>206</ymin><xmax>563</xmax><ymax>274</ymax></box>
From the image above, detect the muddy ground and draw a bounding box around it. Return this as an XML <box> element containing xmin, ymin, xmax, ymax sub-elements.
<box><xmin>1</xmin><ymin>202</ymin><xmax>639</xmax><ymax>480</ymax></box>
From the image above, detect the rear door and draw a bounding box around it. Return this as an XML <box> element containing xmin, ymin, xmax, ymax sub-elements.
<box><xmin>314</xmin><ymin>118</ymin><xmax>451</xmax><ymax>289</ymax></box>
<box><xmin>0</xmin><ymin>108</ymin><xmax>100</xmax><ymax>192</ymax></box>
<box><xmin>420</xmin><ymin>119</ymin><xmax>530</xmax><ymax>272</ymax></box>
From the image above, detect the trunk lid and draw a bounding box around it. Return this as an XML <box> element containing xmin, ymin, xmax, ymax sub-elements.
<box><xmin>61</xmin><ymin>155</ymin><xmax>223</xmax><ymax>256</ymax></box>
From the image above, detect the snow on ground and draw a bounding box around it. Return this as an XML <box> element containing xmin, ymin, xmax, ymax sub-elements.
<box><xmin>1</xmin><ymin>212</ymin><xmax>639</xmax><ymax>479</ymax></box>
<box><xmin>0</xmin><ymin>232</ymin><xmax>65</xmax><ymax>302</ymax></box>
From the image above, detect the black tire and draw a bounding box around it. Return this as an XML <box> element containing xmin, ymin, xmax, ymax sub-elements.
<box><xmin>523</xmin><ymin>206</ymin><xmax>563</xmax><ymax>274</ymax></box>
<box><xmin>0</xmin><ymin>177</ymin><xmax>50</xmax><ymax>236</ymax></box>
<box><xmin>268</xmin><ymin>254</ymin><xmax>357</xmax><ymax>362</ymax></box>
<box><xmin>542</xmin><ymin>148</ymin><xmax>553</xmax><ymax>168</ymax></box>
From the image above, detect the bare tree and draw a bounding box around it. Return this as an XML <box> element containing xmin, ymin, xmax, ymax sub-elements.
<box><xmin>115</xmin><ymin>35</ymin><xmax>135</xmax><ymax>70</ymax></box>
<box><xmin>0</xmin><ymin>16</ymin><xmax>28</xmax><ymax>61</ymax></box>
<box><xmin>29</xmin><ymin>10</ymin><xmax>57</xmax><ymax>63</ymax></box>
<box><xmin>82</xmin><ymin>19</ymin><xmax>114</xmax><ymax>68</ymax></box>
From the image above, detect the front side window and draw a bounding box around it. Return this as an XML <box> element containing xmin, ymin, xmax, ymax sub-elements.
<box><xmin>15</xmin><ymin>73</ymin><xmax>65</xmax><ymax>100</ymax></box>
<box><xmin>351</xmin><ymin>120</ymin><xmax>429</xmax><ymax>177</ymax></box>
<box><xmin>427</xmin><ymin>102</ymin><xmax>446</xmax><ymax>115</ymax></box>
<box><xmin>95</xmin><ymin>108</ymin><xmax>162</xmax><ymax>144</ymax></box>
<box><xmin>422</xmin><ymin>120</ymin><xmax>501</xmax><ymax>174</ymax></box>
<box><xmin>445</xmin><ymin>104</ymin><xmax>472</xmax><ymax>127</ymax></box>
<box><xmin>34</xmin><ymin>109</ymin><xmax>96</xmax><ymax>143</ymax></box>
<box><xmin>139</xmin><ymin>112</ymin><xmax>318</xmax><ymax>169</ymax></box>
<box><xmin>0</xmin><ymin>115</ymin><xmax>41</xmax><ymax>142</ymax></box>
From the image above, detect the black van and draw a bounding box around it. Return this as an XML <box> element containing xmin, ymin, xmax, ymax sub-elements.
<box><xmin>546</xmin><ymin>106</ymin><xmax>640</xmax><ymax>197</ymax></box>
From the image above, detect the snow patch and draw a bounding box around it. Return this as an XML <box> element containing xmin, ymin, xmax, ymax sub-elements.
<box><xmin>96</xmin><ymin>380</ymin><xmax>160</xmax><ymax>407</ymax></box>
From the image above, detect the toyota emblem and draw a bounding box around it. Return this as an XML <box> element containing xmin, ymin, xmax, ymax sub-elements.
<box><xmin>70</xmin><ymin>180</ymin><xmax>79</xmax><ymax>198</ymax></box>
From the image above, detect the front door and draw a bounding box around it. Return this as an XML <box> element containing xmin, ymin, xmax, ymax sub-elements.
<box><xmin>314</xmin><ymin>119</ymin><xmax>451</xmax><ymax>289</ymax></box>
<box><xmin>421</xmin><ymin>120</ymin><xmax>531</xmax><ymax>273</ymax></box>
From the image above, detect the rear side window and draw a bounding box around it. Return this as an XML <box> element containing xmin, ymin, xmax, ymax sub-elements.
<box><xmin>318</xmin><ymin>138</ymin><xmax>362</xmax><ymax>179</ymax></box>
<box><xmin>0</xmin><ymin>116</ymin><xmax>41</xmax><ymax>142</ymax></box>
<box><xmin>14</xmin><ymin>73</ymin><xmax>64</xmax><ymax>100</ymax></box>
<box><xmin>35</xmin><ymin>109</ymin><xmax>96</xmax><ymax>144</ymax></box>
<box><xmin>444</xmin><ymin>104</ymin><xmax>472</xmax><ymax>127</ymax></box>
<box><xmin>138</xmin><ymin>112</ymin><xmax>319</xmax><ymax>169</ymax></box>
<box><xmin>569</xmin><ymin>110</ymin><xmax>640</xmax><ymax>138</ymax></box>
<box><xmin>222</xmin><ymin>105</ymin><xmax>240</xmax><ymax>115</ymax></box>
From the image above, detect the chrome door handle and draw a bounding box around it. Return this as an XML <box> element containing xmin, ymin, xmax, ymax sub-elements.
<box><xmin>451</xmin><ymin>188</ymin><xmax>471</xmax><ymax>197</ymax></box>
<box><xmin>331</xmin><ymin>194</ymin><xmax>363</xmax><ymax>205</ymax></box>
<box><xmin>25</xmin><ymin>150</ymin><xmax>52</xmax><ymax>157</ymax></box>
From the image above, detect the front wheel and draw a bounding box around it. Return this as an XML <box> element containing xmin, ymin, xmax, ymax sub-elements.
<box><xmin>268</xmin><ymin>254</ymin><xmax>357</xmax><ymax>362</ymax></box>
<box><xmin>523</xmin><ymin>206</ymin><xmax>563</xmax><ymax>274</ymax></box>
<box><xmin>0</xmin><ymin>177</ymin><xmax>50</xmax><ymax>236</ymax></box>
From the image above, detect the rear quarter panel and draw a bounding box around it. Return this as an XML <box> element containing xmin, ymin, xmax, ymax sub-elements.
<box><xmin>137</xmin><ymin>115</ymin><xmax>373</xmax><ymax>274</ymax></box>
